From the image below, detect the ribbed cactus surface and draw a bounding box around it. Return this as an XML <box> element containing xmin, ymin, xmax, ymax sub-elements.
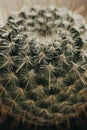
<box><xmin>0</xmin><ymin>7</ymin><xmax>87</xmax><ymax>126</ymax></box>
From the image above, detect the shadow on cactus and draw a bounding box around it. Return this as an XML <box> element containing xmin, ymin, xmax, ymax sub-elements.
<box><xmin>0</xmin><ymin>5</ymin><xmax>87</xmax><ymax>130</ymax></box>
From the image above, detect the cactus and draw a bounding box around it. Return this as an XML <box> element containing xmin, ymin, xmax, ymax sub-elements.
<box><xmin>0</xmin><ymin>6</ymin><xmax>87</xmax><ymax>130</ymax></box>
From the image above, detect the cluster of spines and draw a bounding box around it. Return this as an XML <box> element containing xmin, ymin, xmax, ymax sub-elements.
<box><xmin>0</xmin><ymin>7</ymin><xmax>87</xmax><ymax>127</ymax></box>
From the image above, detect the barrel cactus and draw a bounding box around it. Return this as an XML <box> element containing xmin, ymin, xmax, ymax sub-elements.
<box><xmin>0</xmin><ymin>5</ymin><xmax>87</xmax><ymax>130</ymax></box>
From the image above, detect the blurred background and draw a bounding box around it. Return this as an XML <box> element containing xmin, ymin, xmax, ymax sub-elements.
<box><xmin>0</xmin><ymin>0</ymin><xmax>87</xmax><ymax>15</ymax></box>
<box><xmin>0</xmin><ymin>0</ymin><xmax>87</xmax><ymax>25</ymax></box>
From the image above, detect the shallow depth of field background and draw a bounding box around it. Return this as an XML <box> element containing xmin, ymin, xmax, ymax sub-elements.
<box><xmin>0</xmin><ymin>0</ymin><xmax>87</xmax><ymax>17</ymax></box>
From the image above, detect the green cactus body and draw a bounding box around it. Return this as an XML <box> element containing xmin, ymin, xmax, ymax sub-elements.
<box><xmin>0</xmin><ymin>6</ymin><xmax>87</xmax><ymax>128</ymax></box>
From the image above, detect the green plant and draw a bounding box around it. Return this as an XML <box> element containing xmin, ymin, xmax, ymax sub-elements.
<box><xmin>0</xmin><ymin>6</ymin><xmax>87</xmax><ymax>129</ymax></box>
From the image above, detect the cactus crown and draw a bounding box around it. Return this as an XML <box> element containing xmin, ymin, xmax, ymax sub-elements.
<box><xmin>0</xmin><ymin>6</ymin><xmax>87</xmax><ymax>126</ymax></box>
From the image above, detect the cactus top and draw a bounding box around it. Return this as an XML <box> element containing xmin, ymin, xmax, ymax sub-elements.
<box><xmin>0</xmin><ymin>7</ymin><xmax>87</xmax><ymax>126</ymax></box>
